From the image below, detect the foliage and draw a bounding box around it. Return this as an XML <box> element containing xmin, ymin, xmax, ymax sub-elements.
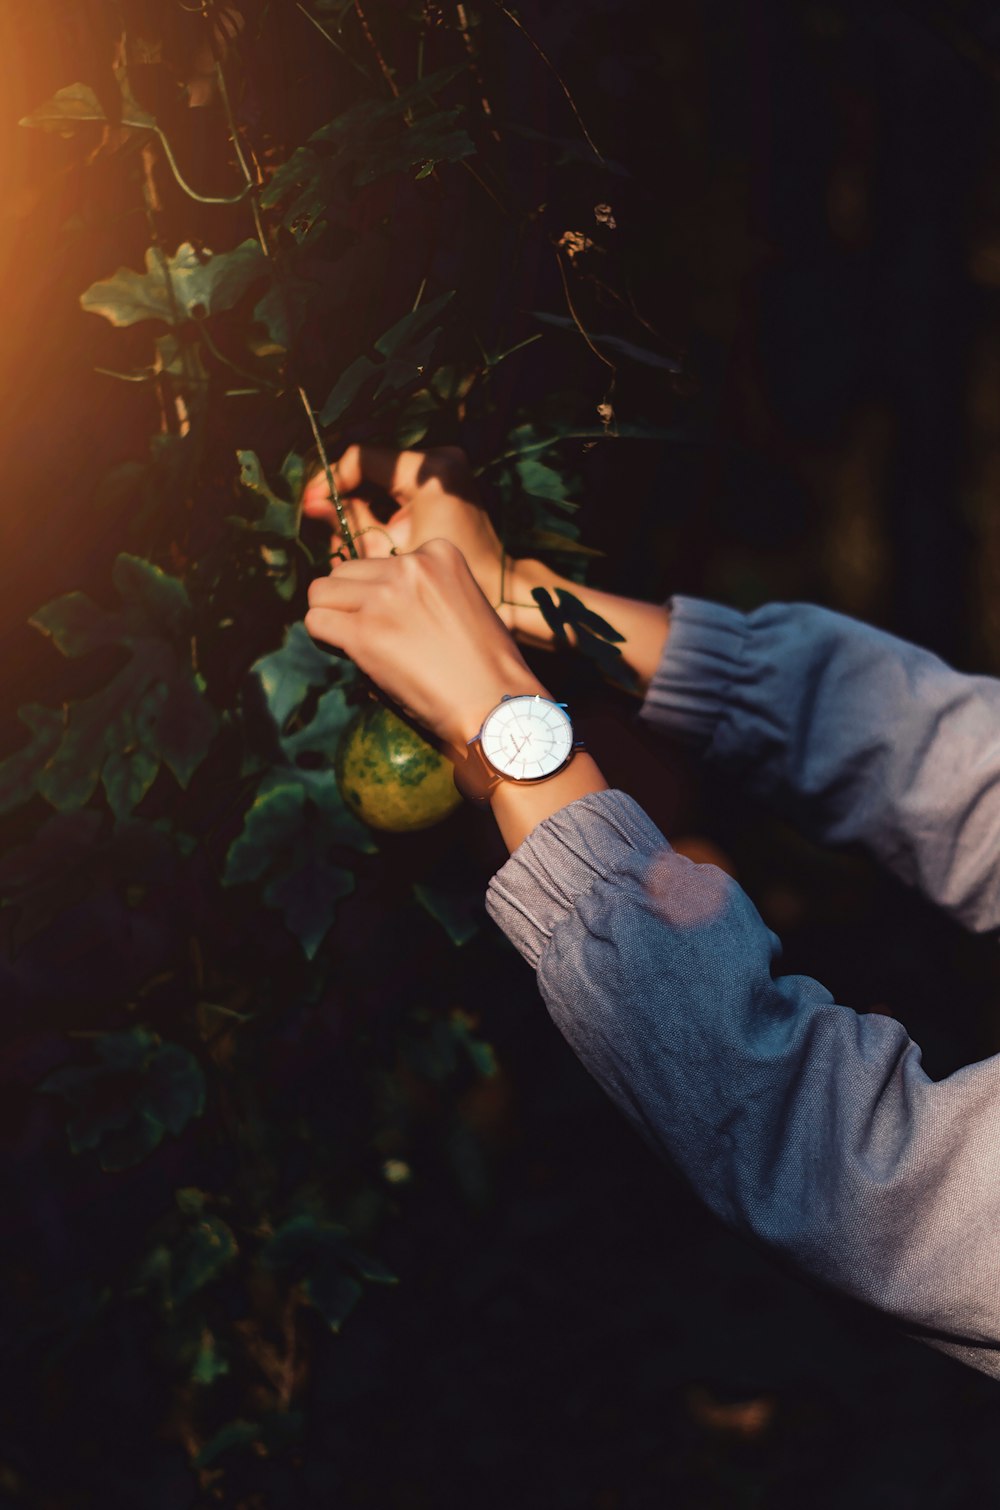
<box><xmin>4</xmin><ymin>2</ymin><xmax>682</xmax><ymax>1501</ymax></box>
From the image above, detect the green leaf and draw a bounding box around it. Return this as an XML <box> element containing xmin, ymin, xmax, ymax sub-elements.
<box><xmin>195</xmin><ymin>1420</ymin><xmax>261</xmax><ymax>1469</ymax></box>
<box><xmin>223</xmin><ymin>779</ymin><xmax>307</xmax><ymax>887</ymax></box>
<box><xmin>311</xmin><ymin>65</ymin><xmax>474</xmax><ymax>186</ymax></box>
<box><xmin>27</xmin><ymin>555</ymin><xmax>217</xmax><ymax>817</ymax></box>
<box><xmin>279</xmin><ymin>685</ymin><xmax>355</xmax><ymax>762</ymax></box>
<box><xmin>374</xmin><ymin>290</ymin><xmax>454</xmax><ymax>361</ymax></box>
<box><xmin>0</xmin><ymin>812</ymin><xmax>189</xmax><ymax>946</ymax></box>
<box><xmin>261</xmin><ymin>1215</ymin><xmax>396</xmax><ymax>1331</ymax></box>
<box><xmin>532</xmin><ymin>313</ymin><xmax>683</xmax><ymax>372</ymax></box>
<box><xmin>252</xmin><ymin>275</ymin><xmax>320</xmax><ymax>353</ymax></box>
<box><xmin>413</xmin><ymin>881</ymin><xmax>481</xmax><ymax>947</ymax></box>
<box><xmin>449</xmin><ymin>1011</ymin><xmax>499</xmax><ymax>1078</ymax></box>
<box><xmin>318</xmin><ymin>292</ymin><xmax>454</xmax><ymax>426</ymax></box>
<box><xmin>516</xmin><ymin>456</ymin><xmax>575</xmax><ymax>505</ymax></box>
<box><xmin>525</xmin><ymin>528</ymin><xmax>605</xmax><ymax>558</ymax></box>
<box><xmin>230</xmin><ymin>450</ymin><xmax>299</xmax><ymax>539</ymax></box>
<box><xmin>0</xmin><ymin>705</ymin><xmax>63</xmax><ymax>817</ymax></box>
<box><xmin>81</xmin><ymin>240</ymin><xmax>268</xmax><ymax>328</ymax></box>
<box><xmin>223</xmin><ymin>766</ymin><xmax>369</xmax><ymax>957</ymax></box>
<box><xmin>20</xmin><ymin>81</ymin><xmax>155</xmax><ymax>134</ymax></box>
<box><xmin>251</xmin><ymin>622</ymin><xmax>341</xmax><ymax>730</ymax></box>
<box><xmin>191</xmin><ymin>1331</ymin><xmax>229</xmax><ymax>1386</ymax></box>
<box><xmin>317</xmin><ymin>354</ymin><xmax>379</xmax><ymax>429</ymax></box>
<box><xmin>280</xmin><ymin>451</ymin><xmax>306</xmax><ymax>498</ymax></box>
<box><xmin>171</xmin><ymin>1217</ymin><xmax>238</xmax><ymax>1305</ymax></box>
<box><xmin>264</xmin><ymin>850</ymin><xmax>355</xmax><ymax>961</ymax></box>
<box><xmin>41</xmin><ymin>1028</ymin><xmax>206</xmax><ymax>1172</ymax></box>
<box><xmin>305</xmin><ymin>1269</ymin><xmax>363</xmax><ymax>1331</ymax></box>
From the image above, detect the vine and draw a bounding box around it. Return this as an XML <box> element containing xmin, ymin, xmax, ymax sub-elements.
<box><xmin>1</xmin><ymin>3</ymin><xmax>685</xmax><ymax>1500</ymax></box>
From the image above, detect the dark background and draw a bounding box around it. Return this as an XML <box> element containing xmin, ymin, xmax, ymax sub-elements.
<box><xmin>6</xmin><ymin>1</ymin><xmax>1000</xmax><ymax>1504</ymax></box>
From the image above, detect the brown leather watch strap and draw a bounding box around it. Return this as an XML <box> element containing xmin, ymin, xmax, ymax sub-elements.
<box><xmin>451</xmin><ymin>737</ymin><xmax>505</xmax><ymax>808</ymax></box>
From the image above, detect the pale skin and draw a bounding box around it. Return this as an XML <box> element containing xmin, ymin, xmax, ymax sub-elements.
<box><xmin>303</xmin><ymin>446</ymin><xmax>672</xmax><ymax>853</ymax></box>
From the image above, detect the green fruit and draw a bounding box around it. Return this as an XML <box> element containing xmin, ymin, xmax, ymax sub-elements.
<box><xmin>334</xmin><ymin>701</ymin><xmax>463</xmax><ymax>833</ymax></box>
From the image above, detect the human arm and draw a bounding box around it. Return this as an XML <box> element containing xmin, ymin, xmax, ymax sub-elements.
<box><xmin>486</xmin><ymin>789</ymin><xmax>1000</xmax><ymax>1379</ymax></box>
<box><xmin>638</xmin><ymin>595</ymin><xmax>1000</xmax><ymax>935</ymax></box>
<box><xmin>303</xmin><ymin>537</ymin><xmax>610</xmax><ymax>852</ymax></box>
<box><xmin>305</xmin><ymin>443</ymin><xmax>1000</xmax><ymax>926</ymax></box>
<box><xmin>302</xmin><ymin>517</ymin><xmax>1000</xmax><ymax>1378</ymax></box>
<box><xmin>300</xmin><ymin>444</ymin><xmax>672</xmax><ymax>698</ymax></box>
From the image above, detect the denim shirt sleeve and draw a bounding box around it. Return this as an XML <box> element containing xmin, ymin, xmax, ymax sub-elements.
<box><xmin>640</xmin><ymin>595</ymin><xmax>1000</xmax><ymax>934</ymax></box>
<box><xmin>484</xmin><ymin>598</ymin><xmax>1000</xmax><ymax>1379</ymax></box>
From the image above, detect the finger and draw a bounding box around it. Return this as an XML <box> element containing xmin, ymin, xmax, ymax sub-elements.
<box><xmin>301</xmin><ymin>488</ymin><xmax>396</xmax><ymax>558</ymax></box>
<box><xmin>331</xmin><ymin>446</ymin><xmax>421</xmax><ymax>502</ymax></box>
<box><xmin>307</xmin><ymin>565</ymin><xmax>385</xmax><ymax>612</ymax></box>
<box><xmin>334</xmin><ymin>445</ymin><xmax>469</xmax><ymax>503</ymax></box>
<box><xmin>304</xmin><ymin>605</ymin><xmax>357</xmax><ymax>652</ymax></box>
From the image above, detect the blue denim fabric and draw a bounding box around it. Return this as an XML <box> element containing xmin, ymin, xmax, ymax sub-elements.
<box><xmin>485</xmin><ymin>596</ymin><xmax>1000</xmax><ymax>1379</ymax></box>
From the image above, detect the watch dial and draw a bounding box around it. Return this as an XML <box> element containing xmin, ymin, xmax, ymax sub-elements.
<box><xmin>480</xmin><ymin>696</ymin><xmax>574</xmax><ymax>780</ymax></box>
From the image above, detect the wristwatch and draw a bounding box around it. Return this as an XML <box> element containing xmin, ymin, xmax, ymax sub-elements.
<box><xmin>452</xmin><ymin>693</ymin><xmax>585</xmax><ymax>807</ymax></box>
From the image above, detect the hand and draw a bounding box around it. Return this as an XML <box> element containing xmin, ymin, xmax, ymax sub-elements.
<box><xmin>301</xmin><ymin>445</ymin><xmax>517</xmax><ymax>632</ymax></box>
<box><xmin>304</xmin><ymin>537</ymin><xmax>548</xmax><ymax>750</ymax></box>
<box><xmin>302</xmin><ymin>442</ymin><xmax>673</xmax><ymax>696</ymax></box>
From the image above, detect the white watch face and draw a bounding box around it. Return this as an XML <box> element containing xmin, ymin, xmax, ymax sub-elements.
<box><xmin>480</xmin><ymin>696</ymin><xmax>574</xmax><ymax>781</ymax></box>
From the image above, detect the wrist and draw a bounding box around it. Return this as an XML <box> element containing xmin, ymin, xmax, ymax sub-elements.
<box><xmin>503</xmin><ymin>558</ymin><xmax>565</xmax><ymax>648</ymax></box>
<box><xmin>439</xmin><ymin>656</ymin><xmax>553</xmax><ymax>751</ymax></box>
<box><xmin>489</xmin><ymin>751</ymin><xmax>609</xmax><ymax>853</ymax></box>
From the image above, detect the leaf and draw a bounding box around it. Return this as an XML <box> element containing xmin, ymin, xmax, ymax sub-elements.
<box><xmin>265</xmin><ymin>851</ymin><xmax>355</xmax><ymax>961</ymax></box>
<box><xmin>20</xmin><ymin>81</ymin><xmax>155</xmax><ymax>134</ymax></box>
<box><xmin>252</xmin><ymin>275</ymin><xmax>320</xmax><ymax>354</ymax></box>
<box><xmin>191</xmin><ymin>1331</ymin><xmax>229</xmax><ymax>1386</ymax></box>
<box><xmin>223</xmin><ymin>780</ymin><xmax>307</xmax><ymax>887</ymax></box>
<box><xmin>524</xmin><ymin>528</ymin><xmax>605</xmax><ymax>558</ymax></box>
<box><xmin>532</xmin><ymin>312</ymin><xmax>683</xmax><ymax>372</ymax></box>
<box><xmin>260</xmin><ymin>147</ymin><xmax>338</xmax><ymax>244</ymax></box>
<box><xmin>0</xmin><ymin>812</ymin><xmax>189</xmax><ymax>946</ymax></box>
<box><xmin>171</xmin><ymin>1217</ymin><xmax>238</xmax><ymax>1305</ymax></box>
<box><xmin>222</xmin><ymin>761</ymin><xmax>371</xmax><ymax>958</ymax></box>
<box><xmin>195</xmin><ymin>1420</ymin><xmax>261</xmax><ymax>1469</ymax></box>
<box><xmin>318</xmin><ymin>354</ymin><xmax>379</xmax><ymax>429</ymax></box>
<box><xmin>40</xmin><ymin>1027</ymin><xmax>206</xmax><ymax>1173</ymax></box>
<box><xmin>515</xmin><ymin>456</ymin><xmax>575</xmax><ymax>505</ymax></box>
<box><xmin>374</xmin><ymin>290</ymin><xmax>454</xmax><ymax>361</ymax></box>
<box><xmin>252</xmin><ymin>622</ymin><xmax>341</xmax><ymax>731</ymax></box>
<box><xmin>318</xmin><ymin>291</ymin><xmax>454</xmax><ymax>426</ymax></box>
<box><xmin>27</xmin><ymin>556</ymin><xmax>217</xmax><ymax>818</ymax></box>
<box><xmin>413</xmin><ymin>881</ymin><xmax>481</xmax><ymax>947</ymax></box>
<box><xmin>230</xmin><ymin>450</ymin><xmax>299</xmax><ymax>539</ymax></box>
<box><xmin>81</xmin><ymin>240</ymin><xmax>268</xmax><ymax>328</ymax></box>
<box><xmin>449</xmin><ymin>1010</ymin><xmax>499</xmax><ymax>1078</ymax></box>
<box><xmin>261</xmin><ymin>1215</ymin><xmax>395</xmax><ymax>1332</ymax></box>
<box><xmin>310</xmin><ymin>65</ymin><xmax>474</xmax><ymax>186</ymax></box>
<box><xmin>0</xmin><ymin>705</ymin><xmax>63</xmax><ymax>817</ymax></box>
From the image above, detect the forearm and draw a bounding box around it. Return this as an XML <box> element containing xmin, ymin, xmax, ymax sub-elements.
<box><xmin>643</xmin><ymin>597</ymin><xmax>1000</xmax><ymax>933</ymax></box>
<box><xmin>486</xmin><ymin>791</ymin><xmax>1000</xmax><ymax>1379</ymax></box>
<box><xmin>505</xmin><ymin>557</ymin><xmax>671</xmax><ymax>697</ymax></box>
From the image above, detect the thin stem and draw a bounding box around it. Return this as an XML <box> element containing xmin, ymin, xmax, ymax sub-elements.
<box><xmin>194</xmin><ymin>315</ymin><xmax>281</xmax><ymax>391</ymax></box>
<box><xmin>295</xmin><ymin>2</ymin><xmax>375</xmax><ymax>80</ymax></box>
<box><xmin>554</xmin><ymin>248</ymin><xmax>616</xmax><ymax>377</ymax></box>
<box><xmin>473</xmin><ymin>429</ymin><xmax>638</xmax><ymax>477</ymax></box>
<box><xmin>456</xmin><ymin>2</ymin><xmax>502</xmax><ymax>142</ymax></box>
<box><xmin>490</xmin><ymin>0</ymin><xmax>605</xmax><ymax>164</ymax></box>
<box><xmin>353</xmin><ymin>0</ymin><xmax>399</xmax><ymax>96</ymax></box>
<box><xmin>213</xmin><ymin>60</ymin><xmax>270</xmax><ymax>251</ymax></box>
<box><xmin>297</xmin><ymin>387</ymin><xmax>358</xmax><ymax>558</ymax></box>
<box><xmin>208</xmin><ymin>15</ymin><xmax>357</xmax><ymax>562</ymax></box>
